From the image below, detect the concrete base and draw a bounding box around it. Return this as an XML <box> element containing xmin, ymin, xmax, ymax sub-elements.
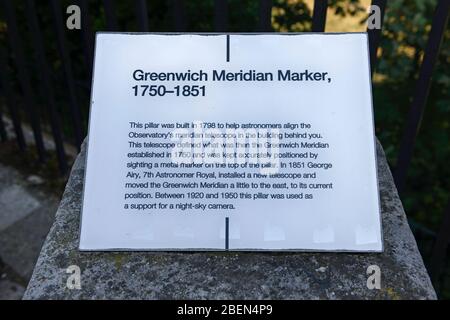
<box><xmin>23</xmin><ymin>139</ymin><xmax>436</xmax><ymax>299</ymax></box>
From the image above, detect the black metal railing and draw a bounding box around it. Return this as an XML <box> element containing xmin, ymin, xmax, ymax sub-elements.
<box><xmin>0</xmin><ymin>0</ymin><xmax>449</xmax><ymax>294</ymax></box>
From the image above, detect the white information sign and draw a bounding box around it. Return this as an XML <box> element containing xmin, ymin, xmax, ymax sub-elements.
<box><xmin>79</xmin><ymin>33</ymin><xmax>382</xmax><ymax>252</ymax></box>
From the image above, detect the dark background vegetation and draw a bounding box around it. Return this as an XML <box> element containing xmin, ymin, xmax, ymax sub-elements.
<box><xmin>0</xmin><ymin>0</ymin><xmax>449</xmax><ymax>298</ymax></box>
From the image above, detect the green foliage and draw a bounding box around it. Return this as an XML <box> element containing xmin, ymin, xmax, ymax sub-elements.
<box><xmin>372</xmin><ymin>0</ymin><xmax>449</xmax><ymax>298</ymax></box>
<box><xmin>374</xmin><ymin>0</ymin><xmax>450</xmax><ymax>230</ymax></box>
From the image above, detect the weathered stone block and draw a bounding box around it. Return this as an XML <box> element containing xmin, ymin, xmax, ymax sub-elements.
<box><xmin>23</xmin><ymin>139</ymin><xmax>436</xmax><ymax>299</ymax></box>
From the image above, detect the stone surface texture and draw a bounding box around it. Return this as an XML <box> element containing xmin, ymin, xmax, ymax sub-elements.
<box><xmin>24</xmin><ymin>139</ymin><xmax>436</xmax><ymax>299</ymax></box>
<box><xmin>0</xmin><ymin>163</ymin><xmax>59</xmax><ymax>299</ymax></box>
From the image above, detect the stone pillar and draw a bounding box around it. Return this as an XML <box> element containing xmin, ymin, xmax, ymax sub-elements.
<box><xmin>23</xmin><ymin>139</ymin><xmax>436</xmax><ymax>299</ymax></box>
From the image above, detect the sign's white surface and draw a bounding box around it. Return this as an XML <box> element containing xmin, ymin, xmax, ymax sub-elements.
<box><xmin>79</xmin><ymin>33</ymin><xmax>382</xmax><ymax>251</ymax></box>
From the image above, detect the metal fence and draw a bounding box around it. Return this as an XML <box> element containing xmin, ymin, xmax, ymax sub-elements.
<box><xmin>0</xmin><ymin>0</ymin><xmax>449</xmax><ymax>292</ymax></box>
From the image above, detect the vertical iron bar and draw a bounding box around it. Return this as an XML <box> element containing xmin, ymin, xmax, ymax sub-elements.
<box><xmin>103</xmin><ymin>0</ymin><xmax>118</xmax><ymax>31</ymax></box>
<box><xmin>394</xmin><ymin>0</ymin><xmax>450</xmax><ymax>194</ymax></box>
<box><xmin>26</xmin><ymin>0</ymin><xmax>68</xmax><ymax>174</ymax></box>
<box><xmin>312</xmin><ymin>0</ymin><xmax>328</xmax><ymax>32</ymax></box>
<box><xmin>78</xmin><ymin>0</ymin><xmax>94</xmax><ymax>80</ymax></box>
<box><xmin>367</xmin><ymin>0</ymin><xmax>387</xmax><ymax>75</ymax></box>
<box><xmin>172</xmin><ymin>0</ymin><xmax>186</xmax><ymax>32</ymax></box>
<box><xmin>214</xmin><ymin>0</ymin><xmax>228</xmax><ymax>32</ymax></box>
<box><xmin>135</xmin><ymin>0</ymin><xmax>149</xmax><ymax>32</ymax></box>
<box><xmin>0</xmin><ymin>45</ymin><xmax>26</xmax><ymax>150</ymax></box>
<box><xmin>50</xmin><ymin>0</ymin><xmax>84</xmax><ymax>149</ymax></box>
<box><xmin>1</xmin><ymin>0</ymin><xmax>46</xmax><ymax>161</ymax></box>
<box><xmin>430</xmin><ymin>199</ymin><xmax>450</xmax><ymax>283</ymax></box>
<box><xmin>0</xmin><ymin>104</ymin><xmax>7</xmax><ymax>142</ymax></box>
<box><xmin>258</xmin><ymin>0</ymin><xmax>272</xmax><ymax>32</ymax></box>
